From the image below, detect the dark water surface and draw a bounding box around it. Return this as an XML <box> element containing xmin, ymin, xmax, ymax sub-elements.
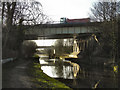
<box><xmin>39</xmin><ymin>56</ymin><xmax>119</xmax><ymax>89</ymax></box>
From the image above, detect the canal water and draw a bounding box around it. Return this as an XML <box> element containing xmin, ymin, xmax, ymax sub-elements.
<box><xmin>39</xmin><ymin>55</ymin><xmax>119</xmax><ymax>89</ymax></box>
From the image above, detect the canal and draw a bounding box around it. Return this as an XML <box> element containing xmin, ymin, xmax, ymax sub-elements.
<box><xmin>39</xmin><ymin>55</ymin><xmax>119</xmax><ymax>89</ymax></box>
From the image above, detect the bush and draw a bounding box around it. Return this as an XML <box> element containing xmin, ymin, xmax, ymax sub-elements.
<box><xmin>21</xmin><ymin>41</ymin><xmax>37</xmax><ymax>58</ymax></box>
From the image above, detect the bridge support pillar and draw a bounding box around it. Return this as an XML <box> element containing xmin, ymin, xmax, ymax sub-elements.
<box><xmin>77</xmin><ymin>39</ymin><xmax>89</xmax><ymax>52</ymax></box>
<box><xmin>73</xmin><ymin>36</ymin><xmax>79</xmax><ymax>53</ymax></box>
<box><xmin>78</xmin><ymin>39</ymin><xmax>84</xmax><ymax>51</ymax></box>
<box><xmin>86</xmin><ymin>40</ymin><xmax>89</xmax><ymax>48</ymax></box>
<box><xmin>83</xmin><ymin>41</ymin><xmax>85</xmax><ymax>51</ymax></box>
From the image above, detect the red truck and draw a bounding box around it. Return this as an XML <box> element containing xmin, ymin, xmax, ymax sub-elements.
<box><xmin>60</xmin><ymin>17</ymin><xmax>90</xmax><ymax>23</ymax></box>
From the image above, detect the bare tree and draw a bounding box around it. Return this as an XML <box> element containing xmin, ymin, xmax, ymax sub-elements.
<box><xmin>90</xmin><ymin>1</ymin><xmax>120</xmax><ymax>62</ymax></box>
<box><xmin>2</xmin><ymin>2</ymin><xmax>17</xmax><ymax>49</ymax></box>
<box><xmin>1</xmin><ymin>1</ymin><xmax>52</xmax><ymax>58</ymax></box>
<box><xmin>54</xmin><ymin>39</ymin><xmax>64</xmax><ymax>57</ymax></box>
<box><xmin>54</xmin><ymin>39</ymin><xmax>73</xmax><ymax>57</ymax></box>
<box><xmin>1</xmin><ymin>1</ymin><xmax>51</xmax><ymax>26</ymax></box>
<box><xmin>13</xmin><ymin>1</ymin><xmax>43</xmax><ymax>25</ymax></box>
<box><xmin>90</xmin><ymin>1</ymin><xmax>120</xmax><ymax>22</ymax></box>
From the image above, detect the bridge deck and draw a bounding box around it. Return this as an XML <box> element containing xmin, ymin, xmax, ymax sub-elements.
<box><xmin>25</xmin><ymin>22</ymin><xmax>101</xmax><ymax>39</ymax></box>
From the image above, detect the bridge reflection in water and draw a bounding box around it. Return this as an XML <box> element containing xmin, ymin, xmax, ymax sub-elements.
<box><xmin>39</xmin><ymin>55</ymin><xmax>118</xmax><ymax>88</ymax></box>
<box><xmin>39</xmin><ymin>58</ymin><xmax>81</xmax><ymax>79</ymax></box>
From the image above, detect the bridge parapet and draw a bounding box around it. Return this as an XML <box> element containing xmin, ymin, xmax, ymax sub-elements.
<box><xmin>25</xmin><ymin>22</ymin><xmax>101</xmax><ymax>39</ymax></box>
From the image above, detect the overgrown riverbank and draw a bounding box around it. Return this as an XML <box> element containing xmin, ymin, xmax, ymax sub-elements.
<box><xmin>27</xmin><ymin>59</ymin><xmax>71</xmax><ymax>89</ymax></box>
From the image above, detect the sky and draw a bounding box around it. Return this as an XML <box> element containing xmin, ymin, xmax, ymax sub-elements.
<box><xmin>33</xmin><ymin>40</ymin><xmax>56</xmax><ymax>46</ymax></box>
<box><xmin>34</xmin><ymin>0</ymin><xmax>97</xmax><ymax>46</ymax></box>
<box><xmin>38</xmin><ymin>0</ymin><xmax>97</xmax><ymax>22</ymax></box>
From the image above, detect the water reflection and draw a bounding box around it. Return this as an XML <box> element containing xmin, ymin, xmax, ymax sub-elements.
<box><xmin>77</xmin><ymin>65</ymin><xmax>119</xmax><ymax>88</ymax></box>
<box><xmin>39</xmin><ymin>58</ymin><xmax>80</xmax><ymax>79</ymax></box>
<box><xmin>70</xmin><ymin>62</ymin><xmax>79</xmax><ymax>78</ymax></box>
<box><xmin>54</xmin><ymin>60</ymin><xmax>64</xmax><ymax>78</ymax></box>
<box><xmin>41</xmin><ymin>66</ymin><xmax>58</xmax><ymax>78</ymax></box>
<box><xmin>39</xmin><ymin>59</ymin><xmax>48</xmax><ymax>64</ymax></box>
<box><xmin>39</xmin><ymin>56</ymin><xmax>119</xmax><ymax>88</ymax></box>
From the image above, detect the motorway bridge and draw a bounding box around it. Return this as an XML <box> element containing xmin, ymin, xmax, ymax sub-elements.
<box><xmin>24</xmin><ymin>22</ymin><xmax>101</xmax><ymax>40</ymax></box>
<box><xmin>24</xmin><ymin>22</ymin><xmax>101</xmax><ymax>55</ymax></box>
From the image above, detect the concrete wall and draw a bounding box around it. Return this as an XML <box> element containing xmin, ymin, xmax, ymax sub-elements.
<box><xmin>25</xmin><ymin>25</ymin><xmax>97</xmax><ymax>37</ymax></box>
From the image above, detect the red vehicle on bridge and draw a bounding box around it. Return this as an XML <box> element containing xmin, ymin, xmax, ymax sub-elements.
<box><xmin>60</xmin><ymin>17</ymin><xmax>90</xmax><ymax>23</ymax></box>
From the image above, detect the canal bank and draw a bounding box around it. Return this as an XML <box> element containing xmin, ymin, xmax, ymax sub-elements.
<box><xmin>2</xmin><ymin>58</ymin><xmax>71</xmax><ymax>89</ymax></box>
<box><xmin>27</xmin><ymin>59</ymin><xmax>71</xmax><ymax>89</ymax></box>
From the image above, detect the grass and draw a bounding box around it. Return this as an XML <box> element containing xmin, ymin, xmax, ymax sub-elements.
<box><xmin>32</xmin><ymin>54</ymin><xmax>39</xmax><ymax>58</ymax></box>
<box><xmin>27</xmin><ymin>59</ymin><xmax>72</xmax><ymax>89</ymax></box>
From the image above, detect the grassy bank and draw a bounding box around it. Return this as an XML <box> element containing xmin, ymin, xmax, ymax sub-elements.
<box><xmin>27</xmin><ymin>59</ymin><xmax>71</xmax><ymax>89</ymax></box>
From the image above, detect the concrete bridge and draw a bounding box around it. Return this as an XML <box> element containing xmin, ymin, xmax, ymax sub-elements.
<box><xmin>25</xmin><ymin>22</ymin><xmax>101</xmax><ymax>57</ymax></box>
<box><xmin>25</xmin><ymin>22</ymin><xmax>101</xmax><ymax>39</ymax></box>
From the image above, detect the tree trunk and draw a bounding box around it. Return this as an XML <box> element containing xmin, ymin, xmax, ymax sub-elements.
<box><xmin>118</xmin><ymin>16</ymin><xmax>120</xmax><ymax>88</ymax></box>
<box><xmin>2</xmin><ymin>2</ymin><xmax>5</xmax><ymax>26</ymax></box>
<box><xmin>3</xmin><ymin>2</ymin><xmax>16</xmax><ymax>49</ymax></box>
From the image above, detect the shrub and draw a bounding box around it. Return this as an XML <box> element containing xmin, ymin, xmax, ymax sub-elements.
<box><xmin>21</xmin><ymin>40</ymin><xmax>37</xmax><ymax>58</ymax></box>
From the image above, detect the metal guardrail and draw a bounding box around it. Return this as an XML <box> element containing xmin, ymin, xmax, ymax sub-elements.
<box><xmin>1</xmin><ymin>58</ymin><xmax>16</xmax><ymax>64</ymax></box>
